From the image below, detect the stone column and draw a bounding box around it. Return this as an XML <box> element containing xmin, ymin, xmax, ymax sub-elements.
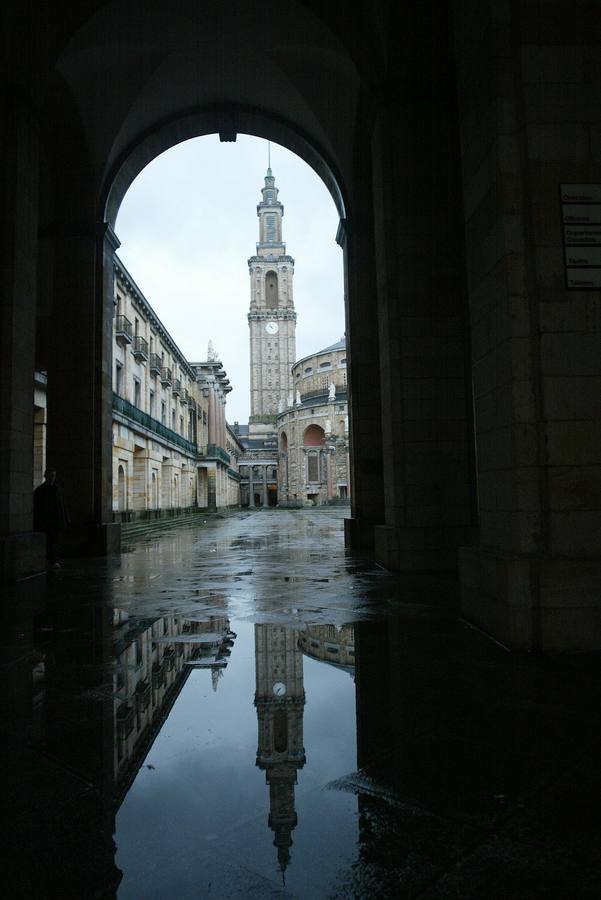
<box><xmin>0</xmin><ymin>101</ymin><xmax>45</xmax><ymax>578</ymax></box>
<box><xmin>262</xmin><ymin>466</ymin><xmax>268</xmax><ymax>507</ymax></box>
<box><xmin>45</xmin><ymin>222</ymin><xmax>121</xmax><ymax>555</ymax></box>
<box><xmin>346</xmin><ymin>447</ymin><xmax>351</xmax><ymax>499</ymax></box>
<box><xmin>326</xmin><ymin>448</ymin><xmax>334</xmax><ymax>500</ymax></box>
<box><xmin>33</xmin><ymin>406</ymin><xmax>47</xmax><ymax>487</ymax></box>
<box><xmin>208</xmin><ymin>386</ymin><xmax>217</xmax><ymax>445</ymax></box>
<box><xmin>342</xmin><ymin>121</ymin><xmax>386</xmax><ymax>552</ymax></box>
<box><xmin>369</xmin><ymin>4</ymin><xmax>477</xmax><ymax>573</ymax></box>
<box><xmin>207</xmin><ymin>463</ymin><xmax>216</xmax><ymax>510</ymax></box>
<box><xmin>221</xmin><ymin>398</ymin><xmax>227</xmax><ymax>450</ymax></box>
<box><xmin>249</xmin><ymin>467</ymin><xmax>255</xmax><ymax>507</ymax></box>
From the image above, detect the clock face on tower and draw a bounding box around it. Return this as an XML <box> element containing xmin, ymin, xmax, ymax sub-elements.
<box><xmin>272</xmin><ymin>681</ymin><xmax>287</xmax><ymax>696</ymax></box>
<box><xmin>265</xmin><ymin>321</ymin><xmax>279</xmax><ymax>335</ymax></box>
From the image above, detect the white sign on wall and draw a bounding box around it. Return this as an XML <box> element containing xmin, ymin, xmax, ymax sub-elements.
<box><xmin>560</xmin><ymin>185</ymin><xmax>601</xmax><ymax>290</ymax></box>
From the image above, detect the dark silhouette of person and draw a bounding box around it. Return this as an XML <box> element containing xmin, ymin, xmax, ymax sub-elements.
<box><xmin>33</xmin><ymin>468</ymin><xmax>69</xmax><ymax>568</ymax></box>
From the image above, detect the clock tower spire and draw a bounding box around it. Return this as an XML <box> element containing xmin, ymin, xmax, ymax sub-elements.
<box><xmin>248</xmin><ymin>165</ymin><xmax>297</xmax><ymax>438</ymax></box>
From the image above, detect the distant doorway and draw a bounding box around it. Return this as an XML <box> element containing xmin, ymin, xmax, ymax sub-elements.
<box><xmin>118</xmin><ymin>465</ymin><xmax>127</xmax><ymax>512</ymax></box>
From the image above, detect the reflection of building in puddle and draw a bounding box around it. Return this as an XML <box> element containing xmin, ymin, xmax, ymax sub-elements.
<box><xmin>112</xmin><ymin>610</ymin><xmax>235</xmax><ymax>802</ymax></box>
<box><xmin>254</xmin><ymin>625</ymin><xmax>306</xmax><ymax>875</ymax></box>
<box><xmin>298</xmin><ymin>624</ymin><xmax>355</xmax><ymax>675</ymax></box>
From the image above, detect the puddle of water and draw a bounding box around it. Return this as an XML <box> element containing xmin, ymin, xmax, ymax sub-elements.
<box><xmin>114</xmin><ymin>619</ymin><xmax>358</xmax><ymax>899</ymax></box>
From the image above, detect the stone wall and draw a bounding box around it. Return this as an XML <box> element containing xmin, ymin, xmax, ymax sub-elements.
<box><xmin>277</xmin><ymin>398</ymin><xmax>349</xmax><ymax>505</ymax></box>
<box><xmin>455</xmin><ymin>0</ymin><xmax>601</xmax><ymax>648</ymax></box>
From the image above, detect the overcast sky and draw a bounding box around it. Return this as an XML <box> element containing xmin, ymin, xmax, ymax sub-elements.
<box><xmin>115</xmin><ymin>134</ymin><xmax>345</xmax><ymax>423</ymax></box>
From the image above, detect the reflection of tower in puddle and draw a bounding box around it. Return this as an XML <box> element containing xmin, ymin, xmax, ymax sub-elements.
<box><xmin>254</xmin><ymin>625</ymin><xmax>306</xmax><ymax>874</ymax></box>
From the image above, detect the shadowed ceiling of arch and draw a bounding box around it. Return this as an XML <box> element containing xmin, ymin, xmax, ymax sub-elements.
<box><xmin>53</xmin><ymin>0</ymin><xmax>385</xmax><ymax>194</ymax></box>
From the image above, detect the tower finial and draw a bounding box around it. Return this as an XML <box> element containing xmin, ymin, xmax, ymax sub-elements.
<box><xmin>267</xmin><ymin>141</ymin><xmax>272</xmax><ymax>177</ymax></box>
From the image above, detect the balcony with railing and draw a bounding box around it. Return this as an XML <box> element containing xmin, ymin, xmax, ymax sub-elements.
<box><xmin>116</xmin><ymin>703</ymin><xmax>135</xmax><ymax>741</ymax></box>
<box><xmin>115</xmin><ymin>315</ymin><xmax>133</xmax><ymax>345</ymax></box>
<box><xmin>300</xmin><ymin>387</ymin><xmax>348</xmax><ymax>404</ymax></box>
<box><xmin>180</xmin><ymin>388</ymin><xmax>189</xmax><ymax>406</ymax></box>
<box><xmin>172</xmin><ymin>378</ymin><xmax>181</xmax><ymax>397</ymax></box>
<box><xmin>205</xmin><ymin>443</ymin><xmax>231</xmax><ymax>465</ymax></box>
<box><xmin>112</xmin><ymin>393</ymin><xmax>197</xmax><ymax>455</ymax></box>
<box><xmin>152</xmin><ymin>660</ymin><xmax>166</xmax><ymax>689</ymax></box>
<box><xmin>160</xmin><ymin>367</ymin><xmax>172</xmax><ymax>387</ymax></box>
<box><xmin>134</xmin><ymin>678</ymin><xmax>151</xmax><ymax>711</ymax></box>
<box><xmin>149</xmin><ymin>353</ymin><xmax>162</xmax><ymax>376</ymax></box>
<box><xmin>133</xmin><ymin>335</ymin><xmax>149</xmax><ymax>362</ymax></box>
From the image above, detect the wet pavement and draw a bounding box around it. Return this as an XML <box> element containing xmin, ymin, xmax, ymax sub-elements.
<box><xmin>2</xmin><ymin>508</ymin><xmax>601</xmax><ymax>899</ymax></box>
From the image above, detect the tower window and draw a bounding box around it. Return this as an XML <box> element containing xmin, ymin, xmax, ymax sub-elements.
<box><xmin>265</xmin><ymin>271</ymin><xmax>278</xmax><ymax>309</ymax></box>
<box><xmin>115</xmin><ymin>361</ymin><xmax>123</xmax><ymax>396</ymax></box>
<box><xmin>265</xmin><ymin>214</ymin><xmax>276</xmax><ymax>242</ymax></box>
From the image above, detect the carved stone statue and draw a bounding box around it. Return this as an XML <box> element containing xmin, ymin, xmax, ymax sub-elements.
<box><xmin>328</xmin><ymin>382</ymin><xmax>336</xmax><ymax>401</ymax></box>
<box><xmin>207</xmin><ymin>340</ymin><xmax>219</xmax><ymax>362</ymax></box>
<box><xmin>295</xmin><ymin>390</ymin><xmax>301</xmax><ymax>406</ymax></box>
<box><xmin>325</xmin><ymin>419</ymin><xmax>332</xmax><ymax>434</ymax></box>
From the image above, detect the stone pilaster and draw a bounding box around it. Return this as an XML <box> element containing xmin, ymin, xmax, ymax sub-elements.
<box><xmin>0</xmin><ymin>99</ymin><xmax>45</xmax><ymax>578</ymax></box>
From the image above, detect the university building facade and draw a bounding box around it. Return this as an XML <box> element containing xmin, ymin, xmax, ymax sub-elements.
<box><xmin>35</xmin><ymin>256</ymin><xmax>244</xmax><ymax>519</ymax></box>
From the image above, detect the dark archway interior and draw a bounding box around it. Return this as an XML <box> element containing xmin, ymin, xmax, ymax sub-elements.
<box><xmin>1</xmin><ymin>0</ymin><xmax>599</xmax><ymax>648</ymax></box>
<box><xmin>3</xmin><ymin>2</ymin><xmax>601</xmax><ymax>895</ymax></box>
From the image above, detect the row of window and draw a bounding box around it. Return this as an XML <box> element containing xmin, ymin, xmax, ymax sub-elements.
<box><xmin>299</xmin><ymin>358</ymin><xmax>346</xmax><ymax>376</ymax></box>
<box><xmin>239</xmin><ymin>466</ymin><xmax>278</xmax><ymax>479</ymax></box>
<box><xmin>115</xmin><ymin>361</ymin><xmax>207</xmax><ymax>438</ymax></box>
<box><xmin>115</xmin><ymin>293</ymin><xmax>188</xmax><ymax>382</ymax></box>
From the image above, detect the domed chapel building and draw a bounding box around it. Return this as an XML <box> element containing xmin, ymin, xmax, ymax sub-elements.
<box><xmin>277</xmin><ymin>338</ymin><xmax>350</xmax><ymax>506</ymax></box>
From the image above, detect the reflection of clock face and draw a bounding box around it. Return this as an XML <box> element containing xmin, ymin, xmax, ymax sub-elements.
<box><xmin>272</xmin><ymin>682</ymin><xmax>286</xmax><ymax>696</ymax></box>
<box><xmin>265</xmin><ymin>321</ymin><xmax>279</xmax><ymax>335</ymax></box>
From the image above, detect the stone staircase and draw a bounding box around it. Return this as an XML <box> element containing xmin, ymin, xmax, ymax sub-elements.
<box><xmin>119</xmin><ymin>510</ymin><xmax>223</xmax><ymax>543</ymax></box>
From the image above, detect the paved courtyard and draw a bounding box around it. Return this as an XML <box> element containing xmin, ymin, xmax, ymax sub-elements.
<box><xmin>2</xmin><ymin>508</ymin><xmax>600</xmax><ymax>898</ymax></box>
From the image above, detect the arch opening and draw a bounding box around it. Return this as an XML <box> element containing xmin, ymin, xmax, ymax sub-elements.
<box><xmin>303</xmin><ymin>424</ymin><xmax>326</xmax><ymax>447</ymax></box>
<box><xmin>265</xmin><ymin>271</ymin><xmax>278</xmax><ymax>309</ymax></box>
<box><xmin>102</xmin><ymin>108</ymin><xmax>348</xmax><ymax>231</ymax></box>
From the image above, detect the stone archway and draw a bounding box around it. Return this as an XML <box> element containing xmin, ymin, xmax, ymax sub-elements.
<box><xmin>9</xmin><ymin>2</ymin><xmax>601</xmax><ymax>651</ymax></box>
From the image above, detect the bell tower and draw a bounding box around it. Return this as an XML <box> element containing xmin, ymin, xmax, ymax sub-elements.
<box><xmin>248</xmin><ymin>166</ymin><xmax>297</xmax><ymax>439</ymax></box>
